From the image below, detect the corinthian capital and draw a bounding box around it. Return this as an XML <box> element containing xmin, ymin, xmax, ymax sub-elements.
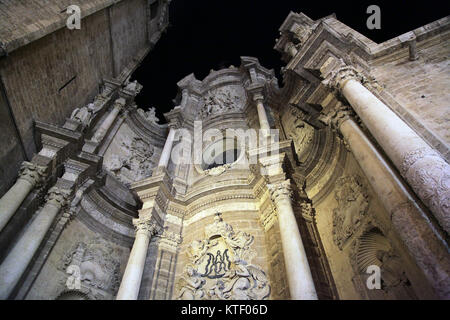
<box><xmin>326</xmin><ymin>65</ymin><xmax>381</xmax><ymax>93</ymax></box>
<box><xmin>133</xmin><ymin>218</ymin><xmax>158</xmax><ymax>236</ymax></box>
<box><xmin>18</xmin><ymin>161</ymin><xmax>48</xmax><ymax>187</ymax></box>
<box><xmin>318</xmin><ymin>104</ymin><xmax>356</xmax><ymax>130</ymax></box>
<box><xmin>267</xmin><ymin>179</ymin><xmax>293</xmax><ymax>203</ymax></box>
<box><xmin>45</xmin><ymin>187</ymin><xmax>71</xmax><ymax>208</ymax></box>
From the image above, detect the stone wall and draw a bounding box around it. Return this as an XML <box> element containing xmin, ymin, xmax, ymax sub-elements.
<box><xmin>371</xmin><ymin>30</ymin><xmax>450</xmax><ymax>157</ymax></box>
<box><xmin>0</xmin><ymin>0</ymin><xmax>163</xmax><ymax>197</ymax></box>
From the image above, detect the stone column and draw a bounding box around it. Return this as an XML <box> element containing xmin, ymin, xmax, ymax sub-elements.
<box><xmin>268</xmin><ymin>180</ymin><xmax>318</xmax><ymax>300</ymax></box>
<box><xmin>158</xmin><ymin>127</ymin><xmax>176</xmax><ymax>168</ymax></box>
<box><xmin>0</xmin><ymin>162</ymin><xmax>47</xmax><ymax>233</ymax></box>
<box><xmin>332</xmin><ymin>110</ymin><xmax>450</xmax><ymax>299</ymax></box>
<box><xmin>253</xmin><ymin>93</ymin><xmax>271</xmax><ymax>137</ymax></box>
<box><xmin>331</xmin><ymin>66</ymin><xmax>450</xmax><ymax>234</ymax></box>
<box><xmin>0</xmin><ymin>187</ymin><xmax>69</xmax><ymax>299</ymax></box>
<box><xmin>91</xmin><ymin>98</ymin><xmax>126</xmax><ymax>143</ymax></box>
<box><xmin>116</xmin><ymin>218</ymin><xmax>157</xmax><ymax>300</ymax></box>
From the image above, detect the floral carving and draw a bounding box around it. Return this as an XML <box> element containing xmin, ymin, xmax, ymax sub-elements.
<box><xmin>401</xmin><ymin>148</ymin><xmax>450</xmax><ymax>233</ymax></box>
<box><xmin>18</xmin><ymin>161</ymin><xmax>47</xmax><ymax>187</ymax></box>
<box><xmin>176</xmin><ymin>213</ymin><xmax>270</xmax><ymax>300</ymax></box>
<box><xmin>332</xmin><ymin>175</ymin><xmax>369</xmax><ymax>249</ymax></box>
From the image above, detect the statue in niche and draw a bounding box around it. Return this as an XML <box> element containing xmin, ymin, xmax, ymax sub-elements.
<box><xmin>332</xmin><ymin>175</ymin><xmax>369</xmax><ymax>249</ymax></box>
<box><xmin>70</xmin><ymin>103</ymin><xmax>98</xmax><ymax>126</ymax></box>
<box><xmin>176</xmin><ymin>213</ymin><xmax>270</xmax><ymax>300</ymax></box>
<box><xmin>137</xmin><ymin>107</ymin><xmax>159</xmax><ymax>124</ymax></box>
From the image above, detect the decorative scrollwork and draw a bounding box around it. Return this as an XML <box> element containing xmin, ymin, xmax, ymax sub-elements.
<box><xmin>176</xmin><ymin>213</ymin><xmax>271</xmax><ymax>300</ymax></box>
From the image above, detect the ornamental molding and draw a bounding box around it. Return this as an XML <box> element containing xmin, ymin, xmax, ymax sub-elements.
<box><xmin>176</xmin><ymin>213</ymin><xmax>270</xmax><ymax>300</ymax></box>
<box><xmin>156</xmin><ymin>229</ymin><xmax>182</xmax><ymax>251</ymax></box>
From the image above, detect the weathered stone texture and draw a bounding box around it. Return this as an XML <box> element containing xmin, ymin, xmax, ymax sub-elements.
<box><xmin>372</xmin><ymin>31</ymin><xmax>450</xmax><ymax>146</ymax></box>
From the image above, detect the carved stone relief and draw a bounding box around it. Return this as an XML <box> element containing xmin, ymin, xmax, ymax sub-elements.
<box><xmin>58</xmin><ymin>237</ymin><xmax>121</xmax><ymax>297</ymax></box>
<box><xmin>137</xmin><ymin>107</ymin><xmax>160</xmax><ymax>124</ymax></box>
<box><xmin>199</xmin><ymin>86</ymin><xmax>245</xmax><ymax>119</ymax></box>
<box><xmin>70</xmin><ymin>102</ymin><xmax>100</xmax><ymax>127</ymax></box>
<box><xmin>287</xmin><ymin>110</ymin><xmax>314</xmax><ymax>159</ymax></box>
<box><xmin>332</xmin><ymin>175</ymin><xmax>369</xmax><ymax>249</ymax></box>
<box><xmin>105</xmin><ymin>136</ymin><xmax>154</xmax><ymax>184</ymax></box>
<box><xmin>176</xmin><ymin>213</ymin><xmax>270</xmax><ymax>300</ymax></box>
<box><xmin>350</xmin><ymin>228</ymin><xmax>417</xmax><ymax>299</ymax></box>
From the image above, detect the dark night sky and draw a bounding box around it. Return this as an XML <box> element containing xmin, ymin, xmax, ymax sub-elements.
<box><xmin>131</xmin><ymin>0</ymin><xmax>449</xmax><ymax>123</ymax></box>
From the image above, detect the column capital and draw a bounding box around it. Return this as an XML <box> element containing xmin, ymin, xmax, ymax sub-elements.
<box><xmin>18</xmin><ymin>161</ymin><xmax>48</xmax><ymax>187</ymax></box>
<box><xmin>325</xmin><ymin>64</ymin><xmax>382</xmax><ymax>93</ymax></box>
<box><xmin>132</xmin><ymin>217</ymin><xmax>159</xmax><ymax>236</ymax></box>
<box><xmin>267</xmin><ymin>179</ymin><xmax>293</xmax><ymax>204</ymax></box>
<box><xmin>318</xmin><ymin>104</ymin><xmax>356</xmax><ymax>131</ymax></box>
<box><xmin>45</xmin><ymin>187</ymin><xmax>71</xmax><ymax>208</ymax></box>
<box><xmin>113</xmin><ymin>97</ymin><xmax>126</xmax><ymax>109</ymax></box>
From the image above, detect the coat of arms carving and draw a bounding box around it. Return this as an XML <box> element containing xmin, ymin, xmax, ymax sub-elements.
<box><xmin>332</xmin><ymin>175</ymin><xmax>369</xmax><ymax>249</ymax></box>
<box><xmin>176</xmin><ymin>213</ymin><xmax>270</xmax><ymax>300</ymax></box>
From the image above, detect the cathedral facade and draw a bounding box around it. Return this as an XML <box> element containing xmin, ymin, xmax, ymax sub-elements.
<box><xmin>0</xmin><ymin>2</ymin><xmax>448</xmax><ymax>300</ymax></box>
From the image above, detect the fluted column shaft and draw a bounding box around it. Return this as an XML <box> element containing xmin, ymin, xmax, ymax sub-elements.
<box><xmin>158</xmin><ymin>127</ymin><xmax>176</xmax><ymax>168</ymax></box>
<box><xmin>0</xmin><ymin>187</ymin><xmax>69</xmax><ymax>299</ymax></box>
<box><xmin>92</xmin><ymin>98</ymin><xmax>125</xmax><ymax>143</ymax></box>
<box><xmin>337</xmin><ymin>117</ymin><xmax>450</xmax><ymax>298</ymax></box>
<box><xmin>335</xmin><ymin>69</ymin><xmax>450</xmax><ymax>233</ymax></box>
<box><xmin>0</xmin><ymin>162</ymin><xmax>47</xmax><ymax>232</ymax></box>
<box><xmin>268</xmin><ymin>180</ymin><xmax>318</xmax><ymax>300</ymax></box>
<box><xmin>116</xmin><ymin>218</ymin><xmax>156</xmax><ymax>300</ymax></box>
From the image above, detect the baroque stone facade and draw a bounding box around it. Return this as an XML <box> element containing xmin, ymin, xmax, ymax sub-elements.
<box><xmin>0</xmin><ymin>7</ymin><xmax>448</xmax><ymax>301</ymax></box>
